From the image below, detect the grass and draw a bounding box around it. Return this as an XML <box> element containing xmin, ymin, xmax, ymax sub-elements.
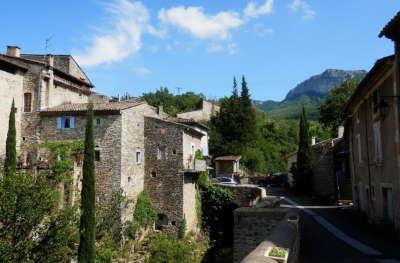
<box><xmin>269</xmin><ymin>247</ymin><xmax>287</xmax><ymax>258</ymax></box>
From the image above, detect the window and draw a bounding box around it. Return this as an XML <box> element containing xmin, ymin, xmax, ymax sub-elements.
<box><xmin>157</xmin><ymin>146</ymin><xmax>166</xmax><ymax>160</ymax></box>
<box><xmin>373</xmin><ymin>122</ymin><xmax>382</xmax><ymax>162</ymax></box>
<box><xmin>151</xmin><ymin>170</ymin><xmax>157</xmax><ymax>178</ymax></box>
<box><xmin>191</xmin><ymin>144</ymin><xmax>195</xmax><ymax>156</ymax></box>
<box><xmin>24</xmin><ymin>93</ymin><xmax>32</xmax><ymax>112</ymax></box>
<box><xmin>95</xmin><ymin>118</ymin><xmax>101</xmax><ymax>126</ymax></box>
<box><xmin>95</xmin><ymin>149</ymin><xmax>100</xmax><ymax>161</ymax></box>
<box><xmin>356</xmin><ymin>134</ymin><xmax>362</xmax><ymax>164</ymax></box>
<box><xmin>136</xmin><ymin>150</ymin><xmax>141</xmax><ymax>164</ymax></box>
<box><xmin>57</xmin><ymin>116</ymin><xmax>75</xmax><ymax>129</ymax></box>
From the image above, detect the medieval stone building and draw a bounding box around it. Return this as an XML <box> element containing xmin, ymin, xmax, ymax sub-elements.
<box><xmin>345</xmin><ymin>12</ymin><xmax>400</xmax><ymax>235</ymax></box>
<box><xmin>144</xmin><ymin>117</ymin><xmax>206</xmax><ymax>233</ymax></box>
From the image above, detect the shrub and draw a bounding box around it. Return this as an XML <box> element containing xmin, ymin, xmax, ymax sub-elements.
<box><xmin>134</xmin><ymin>191</ymin><xmax>157</xmax><ymax>228</ymax></box>
<box><xmin>148</xmin><ymin>233</ymin><xmax>206</xmax><ymax>263</ymax></box>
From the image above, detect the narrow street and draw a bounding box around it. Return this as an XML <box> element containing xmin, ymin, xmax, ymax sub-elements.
<box><xmin>266</xmin><ymin>187</ymin><xmax>400</xmax><ymax>263</ymax></box>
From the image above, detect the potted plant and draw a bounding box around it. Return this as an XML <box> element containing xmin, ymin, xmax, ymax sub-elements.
<box><xmin>265</xmin><ymin>247</ymin><xmax>288</xmax><ymax>263</ymax></box>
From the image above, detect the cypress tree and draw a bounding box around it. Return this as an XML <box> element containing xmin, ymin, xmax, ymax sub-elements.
<box><xmin>238</xmin><ymin>76</ymin><xmax>257</xmax><ymax>145</ymax></box>
<box><xmin>295</xmin><ymin>106</ymin><xmax>313</xmax><ymax>193</ymax></box>
<box><xmin>4</xmin><ymin>99</ymin><xmax>17</xmax><ymax>176</ymax></box>
<box><xmin>78</xmin><ymin>103</ymin><xmax>96</xmax><ymax>263</ymax></box>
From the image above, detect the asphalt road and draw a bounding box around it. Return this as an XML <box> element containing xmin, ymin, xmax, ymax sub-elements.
<box><xmin>266</xmin><ymin>186</ymin><xmax>400</xmax><ymax>263</ymax></box>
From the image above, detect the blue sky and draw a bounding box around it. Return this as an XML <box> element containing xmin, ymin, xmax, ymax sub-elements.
<box><xmin>0</xmin><ymin>1</ymin><xmax>398</xmax><ymax>101</ymax></box>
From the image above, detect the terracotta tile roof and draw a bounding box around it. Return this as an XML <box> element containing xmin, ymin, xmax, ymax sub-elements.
<box><xmin>379</xmin><ymin>11</ymin><xmax>400</xmax><ymax>39</ymax></box>
<box><xmin>164</xmin><ymin>116</ymin><xmax>209</xmax><ymax>130</ymax></box>
<box><xmin>214</xmin><ymin>155</ymin><xmax>241</xmax><ymax>161</ymax></box>
<box><xmin>40</xmin><ymin>99</ymin><xmax>144</xmax><ymax>114</ymax></box>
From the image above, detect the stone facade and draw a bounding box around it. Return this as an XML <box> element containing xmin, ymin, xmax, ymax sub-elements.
<box><xmin>219</xmin><ymin>184</ymin><xmax>266</xmax><ymax>207</ymax></box>
<box><xmin>144</xmin><ymin>117</ymin><xmax>204</xmax><ymax>234</ymax></box>
<box><xmin>345</xmin><ymin>56</ymin><xmax>400</xmax><ymax>233</ymax></box>
<box><xmin>39</xmin><ymin>102</ymin><xmax>159</xmax><ymax>221</ymax></box>
<box><xmin>177</xmin><ymin>99</ymin><xmax>219</xmax><ymax>121</ymax></box>
<box><xmin>0</xmin><ymin>63</ymin><xmax>25</xmax><ymax>162</ymax></box>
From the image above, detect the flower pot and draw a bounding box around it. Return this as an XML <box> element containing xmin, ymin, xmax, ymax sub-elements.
<box><xmin>264</xmin><ymin>246</ymin><xmax>289</xmax><ymax>263</ymax></box>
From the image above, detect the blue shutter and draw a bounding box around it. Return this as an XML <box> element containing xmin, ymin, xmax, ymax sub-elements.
<box><xmin>57</xmin><ymin>117</ymin><xmax>62</xmax><ymax>129</ymax></box>
<box><xmin>70</xmin><ymin>117</ymin><xmax>75</xmax><ymax>128</ymax></box>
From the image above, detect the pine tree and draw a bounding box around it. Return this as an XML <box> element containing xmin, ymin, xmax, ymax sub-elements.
<box><xmin>78</xmin><ymin>103</ymin><xmax>96</xmax><ymax>263</ymax></box>
<box><xmin>4</xmin><ymin>99</ymin><xmax>17</xmax><ymax>176</ymax></box>
<box><xmin>295</xmin><ymin>106</ymin><xmax>313</xmax><ymax>193</ymax></box>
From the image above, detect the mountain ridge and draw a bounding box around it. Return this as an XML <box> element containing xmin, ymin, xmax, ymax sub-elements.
<box><xmin>255</xmin><ymin>69</ymin><xmax>366</xmax><ymax>119</ymax></box>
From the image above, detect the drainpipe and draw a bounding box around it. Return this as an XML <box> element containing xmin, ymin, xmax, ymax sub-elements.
<box><xmin>395</xmin><ymin>41</ymin><xmax>400</xmax><ymax>231</ymax></box>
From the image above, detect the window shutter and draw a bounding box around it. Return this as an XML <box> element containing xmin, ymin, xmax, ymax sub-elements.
<box><xmin>57</xmin><ymin>117</ymin><xmax>62</xmax><ymax>128</ymax></box>
<box><xmin>70</xmin><ymin>117</ymin><xmax>75</xmax><ymax>128</ymax></box>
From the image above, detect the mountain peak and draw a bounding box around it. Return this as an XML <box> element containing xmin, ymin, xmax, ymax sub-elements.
<box><xmin>284</xmin><ymin>69</ymin><xmax>366</xmax><ymax>102</ymax></box>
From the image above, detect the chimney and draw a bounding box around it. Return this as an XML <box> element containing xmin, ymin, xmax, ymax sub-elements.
<box><xmin>46</xmin><ymin>54</ymin><xmax>54</xmax><ymax>67</ymax></box>
<box><xmin>157</xmin><ymin>105</ymin><xmax>164</xmax><ymax>116</ymax></box>
<box><xmin>311</xmin><ymin>136</ymin><xmax>316</xmax><ymax>146</ymax></box>
<box><xmin>6</xmin><ymin>46</ymin><xmax>20</xmax><ymax>57</ymax></box>
<box><xmin>337</xmin><ymin>126</ymin><xmax>344</xmax><ymax>138</ymax></box>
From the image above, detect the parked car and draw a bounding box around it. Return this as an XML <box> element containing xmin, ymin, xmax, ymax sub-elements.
<box><xmin>212</xmin><ymin>176</ymin><xmax>238</xmax><ymax>185</ymax></box>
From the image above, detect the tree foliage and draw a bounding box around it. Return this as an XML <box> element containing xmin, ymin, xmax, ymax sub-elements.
<box><xmin>4</xmin><ymin>99</ymin><xmax>16</xmax><ymax>177</ymax></box>
<box><xmin>78</xmin><ymin>103</ymin><xmax>96</xmax><ymax>263</ymax></box>
<box><xmin>142</xmin><ymin>87</ymin><xmax>205</xmax><ymax>116</ymax></box>
<box><xmin>134</xmin><ymin>191</ymin><xmax>158</xmax><ymax>228</ymax></box>
<box><xmin>319</xmin><ymin>78</ymin><xmax>359</xmax><ymax>135</ymax></box>
<box><xmin>0</xmin><ymin>139</ymin><xmax>80</xmax><ymax>262</ymax></box>
<box><xmin>295</xmin><ymin>106</ymin><xmax>313</xmax><ymax>193</ymax></box>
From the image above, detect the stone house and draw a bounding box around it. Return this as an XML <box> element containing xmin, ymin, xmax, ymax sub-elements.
<box><xmin>39</xmin><ymin>100</ymin><xmax>160</xmax><ymax>220</ymax></box>
<box><xmin>345</xmin><ymin>12</ymin><xmax>400</xmax><ymax>234</ymax></box>
<box><xmin>144</xmin><ymin>117</ymin><xmax>207</xmax><ymax>234</ymax></box>
<box><xmin>0</xmin><ymin>46</ymin><xmax>92</xmax><ymax>166</ymax></box>
<box><xmin>177</xmin><ymin>99</ymin><xmax>219</xmax><ymax>122</ymax></box>
<box><xmin>214</xmin><ymin>155</ymin><xmax>241</xmax><ymax>178</ymax></box>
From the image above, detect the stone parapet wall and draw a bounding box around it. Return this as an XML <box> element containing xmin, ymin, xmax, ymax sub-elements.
<box><xmin>219</xmin><ymin>184</ymin><xmax>266</xmax><ymax>207</ymax></box>
<box><xmin>234</xmin><ymin>207</ymin><xmax>299</xmax><ymax>263</ymax></box>
<box><xmin>241</xmin><ymin>212</ymin><xmax>300</xmax><ymax>263</ymax></box>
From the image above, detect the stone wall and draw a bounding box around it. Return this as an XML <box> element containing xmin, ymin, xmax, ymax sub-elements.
<box><xmin>144</xmin><ymin>117</ymin><xmax>185</xmax><ymax>234</ymax></box>
<box><xmin>0</xmin><ymin>68</ymin><xmax>24</xmax><ymax>161</ymax></box>
<box><xmin>39</xmin><ymin>113</ymin><xmax>122</xmax><ymax>203</ymax></box>
<box><xmin>312</xmin><ymin>140</ymin><xmax>336</xmax><ymax>198</ymax></box>
<box><xmin>241</xmin><ymin>212</ymin><xmax>300</xmax><ymax>263</ymax></box>
<box><xmin>233</xmin><ymin>207</ymin><xmax>299</xmax><ymax>263</ymax></box>
<box><xmin>177</xmin><ymin>100</ymin><xmax>219</xmax><ymax>121</ymax></box>
<box><xmin>234</xmin><ymin>207</ymin><xmax>290</xmax><ymax>262</ymax></box>
<box><xmin>120</xmin><ymin>104</ymin><xmax>158</xmax><ymax>221</ymax></box>
<box><xmin>220</xmin><ymin>184</ymin><xmax>266</xmax><ymax>207</ymax></box>
<box><xmin>47</xmin><ymin>83</ymin><xmax>88</xmax><ymax>108</ymax></box>
<box><xmin>144</xmin><ymin>117</ymin><xmax>202</xmax><ymax>234</ymax></box>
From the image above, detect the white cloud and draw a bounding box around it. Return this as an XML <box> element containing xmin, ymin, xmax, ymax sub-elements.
<box><xmin>244</xmin><ymin>0</ymin><xmax>274</xmax><ymax>18</ymax></box>
<box><xmin>158</xmin><ymin>6</ymin><xmax>243</xmax><ymax>39</ymax></box>
<box><xmin>133</xmin><ymin>66</ymin><xmax>151</xmax><ymax>76</ymax></box>
<box><xmin>227</xmin><ymin>43</ymin><xmax>238</xmax><ymax>55</ymax></box>
<box><xmin>288</xmin><ymin>0</ymin><xmax>315</xmax><ymax>20</ymax></box>
<box><xmin>207</xmin><ymin>43</ymin><xmax>224</xmax><ymax>53</ymax></box>
<box><xmin>75</xmin><ymin>0</ymin><xmax>162</xmax><ymax>67</ymax></box>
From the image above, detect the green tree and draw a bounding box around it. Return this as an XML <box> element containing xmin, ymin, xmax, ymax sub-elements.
<box><xmin>4</xmin><ymin>99</ymin><xmax>16</xmax><ymax>177</ymax></box>
<box><xmin>238</xmin><ymin>76</ymin><xmax>257</xmax><ymax>145</ymax></box>
<box><xmin>319</xmin><ymin>78</ymin><xmax>359</xmax><ymax>135</ymax></box>
<box><xmin>78</xmin><ymin>103</ymin><xmax>96</xmax><ymax>263</ymax></box>
<box><xmin>295</xmin><ymin>106</ymin><xmax>313</xmax><ymax>193</ymax></box>
<box><xmin>1</xmin><ymin>141</ymin><xmax>80</xmax><ymax>262</ymax></box>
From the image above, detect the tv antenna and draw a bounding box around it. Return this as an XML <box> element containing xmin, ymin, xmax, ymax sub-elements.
<box><xmin>45</xmin><ymin>35</ymin><xmax>54</xmax><ymax>51</ymax></box>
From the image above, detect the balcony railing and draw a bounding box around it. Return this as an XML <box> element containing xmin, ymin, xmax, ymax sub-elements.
<box><xmin>184</xmin><ymin>158</ymin><xmax>207</xmax><ymax>172</ymax></box>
